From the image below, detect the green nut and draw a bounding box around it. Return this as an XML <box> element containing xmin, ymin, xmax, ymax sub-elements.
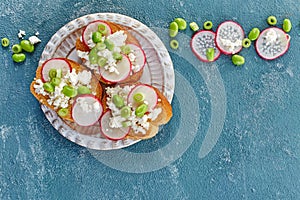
<box><xmin>112</xmin><ymin>95</ymin><xmax>124</xmax><ymax>108</ymax></box>
<box><xmin>248</xmin><ymin>28</ymin><xmax>260</xmax><ymax>41</ymax></box>
<box><xmin>43</xmin><ymin>82</ymin><xmax>54</xmax><ymax>93</ymax></box>
<box><xmin>77</xmin><ymin>86</ymin><xmax>91</xmax><ymax>95</ymax></box>
<box><xmin>169</xmin><ymin>21</ymin><xmax>179</xmax><ymax>37</ymax></box>
<box><xmin>283</xmin><ymin>18</ymin><xmax>292</xmax><ymax>33</ymax></box>
<box><xmin>120</xmin><ymin>106</ymin><xmax>131</xmax><ymax>118</ymax></box>
<box><xmin>174</xmin><ymin>18</ymin><xmax>187</xmax><ymax>30</ymax></box>
<box><xmin>92</xmin><ymin>31</ymin><xmax>102</xmax><ymax>43</ymax></box>
<box><xmin>232</xmin><ymin>54</ymin><xmax>245</xmax><ymax>66</ymax></box>
<box><xmin>89</xmin><ymin>47</ymin><xmax>99</xmax><ymax>64</ymax></box>
<box><xmin>20</xmin><ymin>40</ymin><xmax>34</xmax><ymax>53</ymax></box>
<box><xmin>206</xmin><ymin>48</ymin><xmax>215</xmax><ymax>61</ymax></box>
<box><xmin>58</xmin><ymin>108</ymin><xmax>69</xmax><ymax>117</ymax></box>
<box><xmin>12</xmin><ymin>53</ymin><xmax>26</xmax><ymax>63</ymax></box>
<box><xmin>135</xmin><ymin>103</ymin><xmax>148</xmax><ymax>117</ymax></box>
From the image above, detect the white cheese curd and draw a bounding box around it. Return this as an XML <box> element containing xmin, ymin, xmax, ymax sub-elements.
<box><xmin>87</xmin><ymin>32</ymin><xmax>96</xmax><ymax>49</ymax></box>
<box><xmin>29</xmin><ymin>36</ymin><xmax>41</xmax><ymax>45</ymax></box>
<box><xmin>77</xmin><ymin>50</ymin><xmax>89</xmax><ymax>60</ymax></box>
<box><xmin>18</xmin><ymin>30</ymin><xmax>26</xmax><ymax>39</ymax></box>
<box><xmin>109</xmin><ymin>116</ymin><xmax>125</xmax><ymax>128</ymax></box>
<box><xmin>76</xmin><ymin>98</ymin><xmax>92</xmax><ymax>113</ymax></box>
<box><xmin>33</xmin><ymin>79</ymin><xmax>48</xmax><ymax>96</ymax></box>
<box><xmin>148</xmin><ymin>108</ymin><xmax>162</xmax><ymax>121</ymax></box>
<box><xmin>105</xmin><ymin>85</ymin><xmax>160</xmax><ymax>135</ymax></box>
<box><xmin>264</xmin><ymin>29</ymin><xmax>277</xmax><ymax>45</ymax></box>
<box><xmin>78</xmin><ymin>70</ymin><xmax>92</xmax><ymax>85</ymax></box>
<box><xmin>64</xmin><ymin>70</ymin><xmax>78</xmax><ymax>86</ymax></box>
<box><xmin>220</xmin><ymin>38</ymin><xmax>242</xmax><ymax>53</ymax></box>
<box><xmin>107</xmin><ymin>30</ymin><xmax>127</xmax><ymax>47</ymax></box>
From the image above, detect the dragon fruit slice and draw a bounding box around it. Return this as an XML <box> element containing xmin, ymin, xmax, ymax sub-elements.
<box><xmin>190</xmin><ymin>30</ymin><xmax>221</xmax><ymax>62</ymax></box>
<box><xmin>255</xmin><ymin>27</ymin><xmax>290</xmax><ymax>60</ymax></box>
<box><xmin>215</xmin><ymin>21</ymin><xmax>245</xmax><ymax>55</ymax></box>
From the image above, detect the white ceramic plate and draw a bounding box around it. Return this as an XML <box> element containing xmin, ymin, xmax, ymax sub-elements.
<box><xmin>39</xmin><ymin>13</ymin><xmax>174</xmax><ymax>150</ymax></box>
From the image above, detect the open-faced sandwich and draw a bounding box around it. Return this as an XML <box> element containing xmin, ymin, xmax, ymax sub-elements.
<box><xmin>30</xmin><ymin>58</ymin><xmax>104</xmax><ymax>126</ymax></box>
<box><xmin>75</xmin><ymin>20</ymin><xmax>146</xmax><ymax>85</ymax></box>
<box><xmin>101</xmin><ymin>83</ymin><xmax>172</xmax><ymax>140</ymax></box>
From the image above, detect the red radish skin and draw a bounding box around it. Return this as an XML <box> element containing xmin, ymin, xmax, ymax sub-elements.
<box><xmin>127</xmin><ymin>84</ymin><xmax>158</xmax><ymax>110</ymax></box>
<box><xmin>41</xmin><ymin>58</ymin><xmax>72</xmax><ymax>82</ymax></box>
<box><xmin>82</xmin><ymin>20</ymin><xmax>112</xmax><ymax>49</ymax></box>
<box><xmin>100</xmin><ymin>110</ymin><xmax>130</xmax><ymax>140</ymax></box>
<box><xmin>127</xmin><ymin>44</ymin><xmax>146</xmax><ymax>71</ymax></box>
<box><xmin>190</xmin><ymin>30</ymin><xmax>221</xmax><ymax>62</ymax></box>
<box><xmin>255</xmin><ymin>27</ymin><xmax>290</xmax><ymax>60</ymax></box>
<box><xmin>99</xmin><ymin>55</ymin><xmax>132</xmax><ymax>83</ymax></box>
<box><xmin>215</xmin><ymin>21</ymin><xmax>245</xmax><ymax>55</ymax></box>
<box><xmin>72</xmin><ymin>95</ymin><xmax>103</xmax><ymax>127</ymax></box>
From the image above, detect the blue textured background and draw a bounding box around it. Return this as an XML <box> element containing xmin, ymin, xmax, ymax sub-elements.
<box><xmin>1</xmin><ymin>0</ymin><xmax>300</xmax><ymax>199</ymax></box>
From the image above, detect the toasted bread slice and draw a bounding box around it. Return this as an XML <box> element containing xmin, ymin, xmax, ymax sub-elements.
<box><xmin>30</xmin><ymin>59</ymin><xmax>103</xmax><ymax>122</ymax></box>
<box><xmin>102</xmin><ymin>84</ymin><xmax>172</xmax><ymax>140</ymax></box>
<box><xmin>75</xmin><ymin>20</ymin><xmax>144</xmax><ymax>85</ymax></box>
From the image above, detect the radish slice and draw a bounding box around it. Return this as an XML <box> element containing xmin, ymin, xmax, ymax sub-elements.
<box><xmin>82</xmin><ymin>20</ymin><xmax>112</xmax><ymax>49</ymax></box>
<box><xmin>127</xmin><ymin>84</ymin><xmax>158</xmax><ymax>109</ymax></box>
<box><xmin>100</xmin><ymin>110</ymin><xmax>130</xmax><ymax>140</ymax></box>
<box><xmin>190</xmin><ymin>30</ymin><xmax>221</xmax><ymax>62</ymax></box>
<box><xmin>72</xmin><ymin>95</ymin><xmax>103</xmax><ymax>127</ymax></box>
<box><xmin>41</xmin><ymin>58</ymin><xmax>71</xmax><ymax>82</ymax></box>
<box><xmin>99</xmin><ymin>55</ymin><xmax>132</xmax><ymax>83</ymax></box>
<box><xmin>215</xmin><ymin>21</ymin><xmax>244</xmax><ymax>55</ymax></box>
<box><xmin>255</xmin><ymin>27</ymin><xmax>290</xmax><ymax>60</ymax></box>
<box><xmin>127</xmin><ymin>44</ymin><xmax>146</xmax><ymax>72</ymax></box>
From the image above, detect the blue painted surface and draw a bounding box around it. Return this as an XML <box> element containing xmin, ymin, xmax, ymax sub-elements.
<box><xmin>1</xmin><ymin>0</ymin><xmax>300</xmax><ymax>199</ymax></box>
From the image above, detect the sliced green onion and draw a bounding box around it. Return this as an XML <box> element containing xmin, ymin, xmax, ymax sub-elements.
<box><xmin>58</xmin><ymin>108</ymin><xmax>69</xmax><ymax>117</ymax></box>
<box><xmin>206</xmin><ymin>48</ymin><xmax>215</xmax><ymax>61</ymax></box>
<box><xmin>1</xmin><ymin>38</ymin><xmax>10</xmax><ymax>47</ymax></box>
<box><xmin>267</xmin><ymin>16</ymin><xmax>277</xmax><ymax>26</ymax></box>
<box><xmin>12</xmin><ymin>44</ymin><xmax>22</xmax><ymax>53</ymax></box>
<box><xmin>203</xmin><ymin>21</ymin><xmax>213</xmax><ymax>30</ymax></box>
<box><xmin>49</xmin><ymin>69</ymin><xmax>57</xmax><ymax>79</ymax></box>
<box><xmin>51</xmin><ymin>77</ymin><xmax>61</xmax><ymax>86</ymax></box>
<box><xmin>133</xmin><ymin>92</ymin><xmax>144</xmax><ymax>102</ymax></box>
<box><xmin>98</xmin><ymin>24</ymin><xmax>108</xmax><ymax>35</ymax></box>
<box><xmin>189</xmin><ymin>22</ymin><xmax>199</xmax><ymax>32</ymax></box>
<box><xmin>95</xmin><ymin>42</ymin><xmax>106</xmax><ymax>51</ymax></box>
<box><xmin>242</xmin><ymin>38</ymin><xmax>251</xmax><ymax>48</ymax></box>
<box><xmin>170</xmin><ymin>39</ymin><xmax>179</xmax><ymax>50</ymax></box>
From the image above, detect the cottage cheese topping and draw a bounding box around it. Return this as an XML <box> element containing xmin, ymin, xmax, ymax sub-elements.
<box><xmin>76</xmin><ymin>97</ymin><xmax>100</xmax><ymax>113</ymax></box>
<box><xmin>264</xmin><ymin>29</ymin><xmax>277</xmax><ymax>45</ymax></box>
<box><xmin>106</xmin><ymin>85</ymin><xmax>162</xmax><ymax>135</ymax></box>
<box><xmin>220</xmin><ymin>38</ymin><xmax>242</xmax><ymax>53</ymax></box>
<box><xmin>77</xmin><ymin>30</ymin><xmax>131</xmax><ymax>75</ymax></box>
<box><xmin>128</xmin><ymin>52</ymin><xmax>141</xmax><ymax>73</ymax></box>
<box><xmin>33</xmin><ymin>69</ymin><xmax>93</xmax><ymax>110</ymax></box>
